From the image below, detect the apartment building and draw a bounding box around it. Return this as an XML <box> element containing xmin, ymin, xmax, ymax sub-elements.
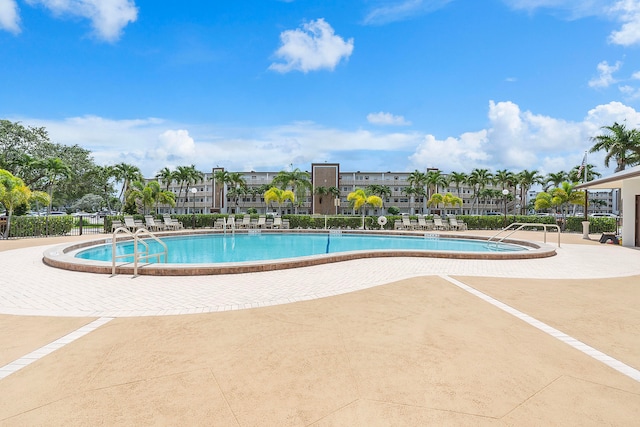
<box><xmin>155</xmin><ymin>163</ymin><xmax>512</xmax><ymax>216</ymax></box>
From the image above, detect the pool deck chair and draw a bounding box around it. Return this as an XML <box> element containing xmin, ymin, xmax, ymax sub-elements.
<box><xmin>257</xmin><ymin>215</ymin><xmax>266</xmax><ymax>229</ymax></box>
<box><xmin>433</xmin><ymin>216</ymin><xmax>449</xmax><ymax>231</ymax></box>
<box><xmin>124</xmin><ymin>216</ymin><xmax>142</xmax><ymax>232</ymax></box>
<box><xmin>448</xmin><ymin>217</ymin><xmax>467</xmax><ymax>231</ymax></box>
<box><xmin>239</xmin><ymin>215</ymin><xmax>251</xmax><ymax>229</ymax></box>
<box><xmin>214</xmin><ymin>217</ymin><xmax>226</xmax><ymax>229</ymax></box>
<box><xmin>144</xmin><ymin>215</ymin><xmax>164</xmax><ymax>231</ymax></box>
<box><xmin>162</xmin><ymin>214</ymin><xmax>183</xmax><ymax>230</ymax></box>
<box><xmin>401</xmin><ymin>216</ymin><xmax>413</xmax><ymax>230</ymax></box>
<box><xmin>272</xmin><ymin>217</ymin><xmax>282</xmax><ymax>229</ymax></box>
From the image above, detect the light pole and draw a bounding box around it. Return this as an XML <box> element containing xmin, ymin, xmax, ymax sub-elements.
<box><xmin>191</xmin><ymin>187</ymin><xmax>197</xmax><ymax>229</ymax></box>
<box><xmin>502</xmin><ymin>189</ymin><xmax>509</xmax><ymax>228</ymax></box>
<box><xmin>334</xmin><ymin>197</ymin><xmax>340</xmax><ymax>215</ymax></box>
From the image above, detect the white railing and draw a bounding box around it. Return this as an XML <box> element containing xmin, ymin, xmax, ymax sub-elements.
<box><xmin>487</xmin><ymin>222</ymin><xmax>561</xmax><ymax>248</ymax></box>
<box><xmin>111</xmin><ymin>226</ymin><xmax>168</xmax><ymax>276</ymax></box>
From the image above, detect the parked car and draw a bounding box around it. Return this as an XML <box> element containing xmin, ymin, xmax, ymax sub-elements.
<box><xmin>589</xmin><ymin>213</ymin><xmax>619</xmax><ymax>218</ymax></box>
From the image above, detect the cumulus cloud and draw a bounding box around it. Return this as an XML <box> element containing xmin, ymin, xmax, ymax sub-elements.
<box><xmin>0</xmin><ymin>0</ymin><xmax>20</xmax><ymax>34</ymax></box>
<box><xmin>363</xmin><ymin>0</ymin><xmax>453</xmax><ymax>25</ymax></box>
<box><xmin>588</xmin><ymin>60</ymin><xmax>622</xmax><ymax>88</ymax></box>
<box><xmin>367</xmin><ymin>112</ymin><xmax>412</xmax><ymax>126</ymax></box>
<box><xmin>25</xmin><ymin>0</ymin><xmax>138</xmax><ymax>42</ymax></box>
<box><xmin>14</xmin><ymin>100</ymin><xmax>640</xmax><ymax>178</ymax></box>
<box><xmin>608</xmin><ymin>0</ymin><xmax>640</xmax><ymax>46</ymax></box>
<box><xmin>269</xmin><ymin>18</ymin><xmax>354</xmax><ymax>73</ymax></box>
<box><xmin>409</xmin><ymin>100</ymin><xmax>640</xmax><ymax>175</ymax></box>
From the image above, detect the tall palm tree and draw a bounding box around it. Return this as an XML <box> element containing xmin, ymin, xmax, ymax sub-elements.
<box><xmin>568</xmin><ymin>164</ymin><xmax>601</xmax><ymax>183</ymax></box>
<box><xmin>155</xmin><ymin>167</ymin><xmax>176</xmax><ymax>191</ymax></box>
<box><xmin>37</xmin><ymin>157</ymin><xmax>72</xmax><ymax>214</ymax></box>
<box><xmin>112</xmin><ymin>162</ymin><xmax>142</xmax><ymax>209</ymax></box>
<box><xmin>448</xmin><ymin>171</ymin><xmax>467</xmax><ymax>199</ymax></box>
<box><xmin>272</xmin><ymin>168</ymin><xmax>311</xmax><ymax>214</ymax></box>
<box><xmin>467</xmin><ymin>168</ymin><xmax>493</xmax><ymax>214</ymax></box>
<box><xmin>516</xmin><ymin>169</ymin><xmax>543</xmax><ymax>215</ymax></box>
<box><xmin>544</xmin><ymin>171</ymin><xmax>567</xmax><ymax>191</ymax></box>
<box><xmin>407</xmin><ymin>170</ymin><xmax>427</xmax><ymax>213</ymax></box>
<box><xmin>590</xmin><ymin>122</ymin><xmax>640</xmax><ymax>172</ymax></box>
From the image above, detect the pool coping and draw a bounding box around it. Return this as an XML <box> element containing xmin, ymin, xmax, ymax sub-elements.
<box><xmin>42</xmin><ymin>229</ymin><xmax>557</xmax><ymax>276</ymax></box>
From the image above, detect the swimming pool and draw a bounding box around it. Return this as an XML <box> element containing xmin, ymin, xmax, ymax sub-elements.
<box><xmin>76</xmin><ymin>232</ymin><xmax>527</xmax><ymax>264</ymax></box>
<box><xmin>43</xmin><ymin>230</ymin><xmax>555</xmax><ymax>276</ymax></box>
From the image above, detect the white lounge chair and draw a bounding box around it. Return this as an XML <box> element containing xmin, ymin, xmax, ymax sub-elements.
<box><xmin>272</xmin><ymin>217</ymin><xmax>282</xmax><ymax>229</ymax></box>
<box><xmin>162</xmin><ymin>214</ymin><xmax>183</xmax><ymax>230</ymax></box>
<box><xmin>144</xmin><ymin>215</ymin><xmax>164</xmax><ymax>231</ymax></box>
<box><xmin>257</xmin><ymin>215</ymin><xmax>266</xmax><ymax>229</ymax></box>
<box><xmin>124</xmin><ymin>216</ymin><xmax>142</xmax><ymax>232</ymax></box>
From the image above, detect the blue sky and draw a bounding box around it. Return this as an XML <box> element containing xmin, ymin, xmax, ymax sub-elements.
<box><xmin>2</xmin><ymin>0</ymin><xmax>640</xmax><ymax>178</ymax></box>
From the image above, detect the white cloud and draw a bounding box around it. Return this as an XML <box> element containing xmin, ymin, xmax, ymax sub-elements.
<box><xmin>13</xmin><ymin>100</ymin><xmax>640</xmax><ymax>178</ymax></box>
<box><xmin>363</xmin><ymin>0</ymin><xmax>453</xmax><ymax>25</ymax></box>
<box><xmin>608</xmin><ymin>0</ymin><xmax>640</xmax><ymax>46</ymax></box>
<box><xmin>0</xmin><ymin>0</ymin><xmax>20</xmax><ymax>34</ymax></box>
<box><xmin>25</xmin><ymin>0</ymin><xmax>138</xmax><ymax>42</ymax></box>
<box><xmin>588</xmin><ymin>60</ymin><xmax>622</xmax><ymax>88</ymax></box>
<box><xmin>269</xmin><ymin>18</ymin><xmax>354</xmax><ymax>73</ymax></box>
<box><xmin>367</xmin><ymin>112</ymin><xmax>412</xmax><ymax>126</ymax></box>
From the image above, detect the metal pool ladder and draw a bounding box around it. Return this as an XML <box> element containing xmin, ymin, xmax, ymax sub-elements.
<box><xmin>487</xmin><ymin>222</ymin><xmax>561</xmax><ymax>248</ymax></box>
<box><xmin>111</xmin><ymin>226</ymin><xmax>168</xmax><ymax>277</ymax></box>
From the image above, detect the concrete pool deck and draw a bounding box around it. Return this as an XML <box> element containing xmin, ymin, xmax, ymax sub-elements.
<box><xmin>0</xmin><ymin>230</ymin><xmax>639</xmax><ymax>425</ymax></box>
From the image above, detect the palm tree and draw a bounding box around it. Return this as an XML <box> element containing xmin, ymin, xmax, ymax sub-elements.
<box><xmin>535</xmin><ymin>182</ymin><xmax>585</xmax><ymax>218</ymax></box>
<box><xmin>468</xmin><ymin>168</ymin><xmax>493</xmax><ymax>214</ymax></box>
<box><xmin>38</xmin><ymin>157</ymin><xmax>72</xmax><ymax>214</ymax></box>
<box><xmin>590</xmin><ymin>122</ymin><xmax>640</xmax><ymax>172</ymax></box>
<box><xmin>544</xmin><ymin>171</ymin><xmax>567</xmax><ymax>191</ymax></box>
<box><xmin>0</xmin><ymin>169</ymin><xmax>50</xmax><ymax>239</ymax></box>
<box><xmin>366</xmin><ymin>184</ymin><xmax>391</xmax><ymax>214</ymax></box>
<box><xmin>347</xmin><ymin>188</ymin><xmax>383</xmax><ymax>229</ymax></box>
<box><xmin>516</xmin><ymin>169</ymin><xmax>543</xmax><ymax>215</ymax></box>
<box><xmin>448</xmin><ymin>171</ymin><xmax>467</xmax><ymax>200</ymax></box>
<box><xmin>155</xmin><ymin>167</ymin><xmax>176</xmax><ymax>191</ymax></box>
<box><xmin>112</xmin><ymin>162</ymin><xmax>142</xmax><ymax>210</ymax></box>
<box><xmin>407</xmin><ymin>170</ymin><xmax>427</xmax><ymax>213</ymax></box>
<box><xmin>568</xmin><ymin>164</ymin><xmax>601</xmax><ymax>183</ymax></box>
<box><xmin>264</xmin><ymin>186</ymin><xmax>295</xmax><ymax>216</ymax></box>
<box><xmin>427</xmin><ymin>192</ymin><xmax>462</xmax><ymax>213</ymax></box>
<box><xmin>272</xmin><ymin>168</ymin><xmax>311</xmax><ymax>214</ymax></box>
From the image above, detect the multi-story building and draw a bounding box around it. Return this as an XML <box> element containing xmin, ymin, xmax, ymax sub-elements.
<box><xmin>153</xmin><ymin>163</ymin><xmax>619</xmax><ymax>217</ymax></box>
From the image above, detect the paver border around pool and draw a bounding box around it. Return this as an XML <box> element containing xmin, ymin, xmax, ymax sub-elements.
<box><xmin>41</xmin><ymin>229</ymin><xmax>557</xmax><ymax>276</ymax></box>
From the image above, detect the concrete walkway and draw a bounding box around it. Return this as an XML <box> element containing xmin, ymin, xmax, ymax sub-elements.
<box><xmin>0</xmin><ymin>231</ymin><xmax>639</xmax><ymax>425</ymax></box>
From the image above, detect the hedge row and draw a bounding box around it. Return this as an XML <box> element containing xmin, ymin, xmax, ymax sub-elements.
<box><xmin>4</xmin><ymin>215</ymin><xmax>75</xmax><ymax>238</ymax></box>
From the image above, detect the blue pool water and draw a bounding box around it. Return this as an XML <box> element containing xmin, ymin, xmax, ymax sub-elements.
<box><xmin>76</xmin><ymin>233</ymin><xmax>526</xmax><ymax>264</ymax></box>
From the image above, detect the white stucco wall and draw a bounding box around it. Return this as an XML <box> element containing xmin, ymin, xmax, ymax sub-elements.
<box><xmin>621</xmin><ymin>178</ymin><xmax>640</xmax><ymax>247</ymax></box>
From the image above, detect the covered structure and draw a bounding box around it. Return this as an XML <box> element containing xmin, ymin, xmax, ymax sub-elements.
<box><xmin>575</xmin><ymin>165</ymin><xmax>640</xmax><ymax>247</ymax></box>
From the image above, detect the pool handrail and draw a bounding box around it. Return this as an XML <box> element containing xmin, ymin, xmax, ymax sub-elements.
<box><xmin>111</xmin><ymin>226</ymin><xmax>168</xmax><ymax>276</ymax></box>
<box><xmin>488</xmin><ymin>222</ymin><xmax>561</xmax><ymax>247</ymax></box>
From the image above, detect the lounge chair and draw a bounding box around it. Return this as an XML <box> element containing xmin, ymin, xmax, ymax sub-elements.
<box><xmin>124</xmin><ymin>216</ymin><xmax>142</xmax><ymax>232</ymax></box>
<box><xmin>257</xmin><ymin>215</ymin><xmax>266</xmax><ymax>229</ymax></box>
<box><xmin>214</xmin><ymin>217</ymin><xmax>226</xmax><ymax>229</ymax></box>
<box><xmin>239</xmin><ymin>215</ymin><xmax>251</xmax><ymax>229</ymax></box>
<box><xmin>394</xmin><ymin>219</ymin><xmax>404</xmax><ymax>230</ymax></box>
<box><xmin>144</xmin><ymin>215</ymin><xmax>164</xmax><ymax>231</ymax></box>
<box><xmin>433</xmin><ymin>216</ymin><xmax>449</xmax><ymax>230</ymax></box>
<box><xmin>162</xmin><ymin>214</ymin><xmax>183</xmax><ymax>230</ymax></box>
<box><xmin>282</xmin><ymin>219</ymin><xmax>290</xmax><ymax>229</ymax></box>
<box><xmin>272</xmin><ymin>217</ymin><xmax>282</xmax><ymax>229</ymax></box>
<box><xmin>448</xmin><ymin>217</ymin><xmax>467</xmax><ymax>231</ymax></box>
<box><xmin>226</xmin><ymin>216</ymin><xmax>236</xmax><ymax>230</ymax></box>
<box><xmin>111</xmin><ymin>220</ymin><xmax>124</xmax><ymax>232</ymax></box>
<box><xmin>401</xmin><ymin>216</ymin><xmax>413</xmax><ymax>230</ymax></box>
<box><xmin>417</xmin><ymin>216</ymin><xmax>431</xmax><ymax>230</ymax></box>
<box><xmin>265</xmin><ymin>218</ymin><xmax>274</xmax><ymax>229</ymax></box>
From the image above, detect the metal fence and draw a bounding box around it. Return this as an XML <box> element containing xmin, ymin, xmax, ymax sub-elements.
<box><xmin>1</xmin><ymin>214</ymin><xmax>109</xmax><ymax>239</ymax></box>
